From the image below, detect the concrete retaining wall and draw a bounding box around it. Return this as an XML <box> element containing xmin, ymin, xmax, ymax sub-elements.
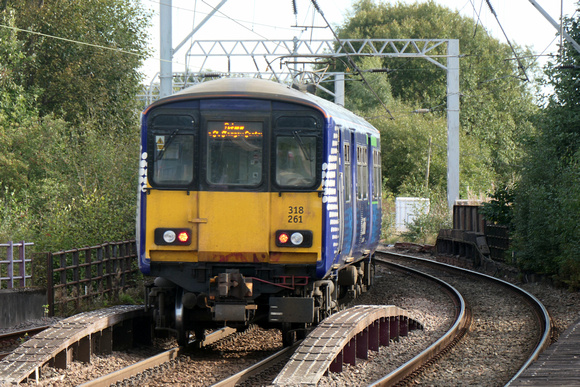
<box><xmin>0</xmin><ymin>288</ymin><xmax>47</xmax><ymax>328</ymax></box>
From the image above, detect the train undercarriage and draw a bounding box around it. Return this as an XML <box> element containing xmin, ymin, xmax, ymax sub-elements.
<box><xmin>145</xmin><ymin>258</ymin><xmax>374</xmax><ymax>346</ymax></box>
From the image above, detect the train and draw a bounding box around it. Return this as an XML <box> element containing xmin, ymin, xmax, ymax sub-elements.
<box><xmin>137</xmin><ymin>77</ymin><xmax>382</xmax><ymax>345</ymax></box>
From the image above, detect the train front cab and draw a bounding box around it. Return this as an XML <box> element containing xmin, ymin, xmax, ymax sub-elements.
<box><xmin>139</xmin><ymin>97</ymin><xmax>331</xmax><ymax>343</ymax></box>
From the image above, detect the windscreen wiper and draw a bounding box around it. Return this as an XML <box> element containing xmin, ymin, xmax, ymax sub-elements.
<box><xmin>156</xmin><ymin>129</ymin><xmax>179</xmax><ymax>160</ymax></box>
<box><xmin>293</xmin><ymin>130</ymin><xmax>312</xmax><ymax>161</ymax></box>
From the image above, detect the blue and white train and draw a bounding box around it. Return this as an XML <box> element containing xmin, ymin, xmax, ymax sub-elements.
<box><xmin>137</xmin><ymin>77</ymin><xmax>382</xmax><ymax>345</ymax></box>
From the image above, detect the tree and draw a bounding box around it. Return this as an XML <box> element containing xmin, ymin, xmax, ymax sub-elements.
<box><xmin>336</xmin><ymin>0</ymin><xmax>538</xmax><ymax>196</ymax></box>
<box><xmin>511</xmin><ymin>8</ymin><xmax>580</xmax><ymax>287</ymax></box>
<box><xmin>5</xmin><ymin>0</ymin><xmax>150</xmax><ymax>132</ymax></box>
<box><xmin>0</xmin><ymin>1</ymin><xmax>150</xmax><ymax>250</ymax></box>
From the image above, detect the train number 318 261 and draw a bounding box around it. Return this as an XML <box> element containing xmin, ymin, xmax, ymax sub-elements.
<box><xmin>288</xmin><ymin>206</ymin><xmax>304</xmax><ymax>223</ymax></box>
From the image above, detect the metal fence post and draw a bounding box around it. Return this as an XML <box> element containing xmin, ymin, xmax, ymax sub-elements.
<box><xmin>7</xmin><ymin>241</ymin><xmax>14</xmax><ymax>289</ymax></box>
<box><xmin>47</xmin><ymin>252</ymin><xmax>54</xmax><ymax>317</ymax></box>
<box><xmin>19</xmin><ymin>240</ymin><xmax>26</xmax><ymax>287</ymax></box>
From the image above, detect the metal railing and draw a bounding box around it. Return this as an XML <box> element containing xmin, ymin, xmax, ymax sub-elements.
<box><xmin>46</xmin><ymin>240</ymin><xmax>139</xmax><ymax>316</ymax></box>
<box><xmin>0</xmin><ymin>241</ymin><xmax>34</xmax><ymax>289</ymax></box>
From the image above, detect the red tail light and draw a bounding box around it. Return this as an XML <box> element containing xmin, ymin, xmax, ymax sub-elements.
<box><xmin>178</xmin><ymin>231</ymin><xmax>190</xmax><ymax>243</ymax></box>
<box><xmin>278</xmin><ymin>232</ymin><xmax>290</xmax><ymax>244</ymax></box>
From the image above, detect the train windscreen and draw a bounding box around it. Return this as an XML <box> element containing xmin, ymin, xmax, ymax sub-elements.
<box><xmin>151</xmin><ymin>115</ymin><xmax>195</xmax><ymax>186</ymax></box>
<box><xmin>206</xmin><ymin>121</ymin><xmax>263</xmax><ymax>186</ymax></box>
<box><xmin>275</xmin><ymin>135</ymin><xmax>317</xmax><ymax>187</ymax></box>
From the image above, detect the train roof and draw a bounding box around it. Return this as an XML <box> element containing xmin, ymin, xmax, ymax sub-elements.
<box><xmin>144</xmin><ymin>78</ymin><xmax>379</xmax><ymax>136</ymax></box>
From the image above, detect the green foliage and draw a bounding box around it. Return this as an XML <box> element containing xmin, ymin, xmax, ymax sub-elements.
<box><xmin>4</xmin><ymin>0</ymin><xmax>151</xmax><ymax>132</ymax></box>
<box><xmin>480</xmin><ymin>185</ymin><xmax>515</xmax><ymax>226</ymax></box>
<box><xmin>380</xmin><ymin>189</ymin><xmax>396</xmax><ymax>242</ymax></box>
<box><xmin>510</xmin><ymin>9</ymin><xmax>580</xmax><ymax>288</ymax></box>
<box><xmin>338</xmin><ymin>0</ymin><xmax>538</xmax><ymax>196</ymax></box>
<box><xmin>34</xmin><ymin>125</ymin><xmax>139</xmax><ymax>252</ymax></box>
<box><xmin>369</xmin><ymin>102</ymin><xmax>448</xmax><ymax>196</ymax></box>
<box><xmin>0</xmin><ymin>1</ymin><xmax>149</xmax><ymax>255</ymax></box>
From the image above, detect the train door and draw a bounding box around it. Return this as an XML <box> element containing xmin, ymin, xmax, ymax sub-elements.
<box><xmin>338</xmin><ymin>127</ymin><xmax>355</xmax><ymax>258</ymax></box>
<box><xmin>352</xmin><ymin>134</ymin><xmax>371</xmax><ymax>257</ymax></box>
<box><xmin>369</xmin><ymin>138</ymin><xmax>382</xmax><ymax>248</ymax></box>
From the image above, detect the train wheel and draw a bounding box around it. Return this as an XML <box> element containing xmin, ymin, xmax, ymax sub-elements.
<box><xmin>281</xmin><ymin>323</ymin><xmax>296</xmax><ymax>347</ymax></box>
<box><xmin>296</xmin><ymin>323</ymin><xmax>308</xmax><ymax>340</ymax></box>
<box><xmin>175</xmin><ymin>288</ymin><xmax>190</xmax><ymax>346</ymax></box>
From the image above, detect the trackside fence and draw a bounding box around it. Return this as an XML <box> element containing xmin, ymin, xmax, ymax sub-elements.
<box><xmin>0</xmin><ymin>241</ymin><xmax>34</xmax><ymax>289</ymax></box>
<box><xmin>47</xmin><ymin>240</ymin><xmax>139</xmax><ymax>317</ymax></box>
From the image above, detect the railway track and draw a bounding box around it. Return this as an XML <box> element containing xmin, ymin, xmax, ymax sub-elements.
<box><xmin>78</xmin><ymin>327</ymin><xmax>238</xmax><ymax>386</ymax></box>
<box><xmin>374</xmin><ymin>250</ymin><xmax>551</xmax><ymax>385</ymax></box>
<box><xmin>55</xmin><ymin>257</ymin><xmax>455</xmax><ymax>386</ymax></box>
<box><xmin>202</xmin><ymin>251</ymin><xmax>471</xmax><ymax>386</ymax></box>
<box><xmin>3</xmin><ymin>250</ymin><xmax>551</xmax><ymax>386</ymax></box>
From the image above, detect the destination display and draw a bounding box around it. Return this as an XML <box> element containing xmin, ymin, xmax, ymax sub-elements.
<box><xmin>208</xmin><ymin>121</ymin><xmax>262</xmax><ymax>138</ymax></box>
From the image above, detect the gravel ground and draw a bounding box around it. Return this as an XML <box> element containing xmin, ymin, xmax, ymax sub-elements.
<box><xmin>318</xmin><ymin>263</ymin><xmax>456</xmax><ymax>386</ymax></box>
<box><xmin>407</xmin><ymin>247</ymin><xmax>580</xmax><ymax>344</ymax></box>
<box><xmin>404</xmin><ymin>261</ymin><xmax>537</xmax><ymax>385</ymax></box>
<box><xmin>384</xmin><ymin>248</ymin><xmax>580</xmax><ymax>386</ymax></box>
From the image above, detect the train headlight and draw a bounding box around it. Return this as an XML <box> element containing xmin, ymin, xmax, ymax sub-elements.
<box><xmin>155</xmin><ymin>228</ymin><xmax>192</xmax><ymax>246</ymax></box>
<box><xmin>275</xmin><ymin>230</ymin><xmax>312</xmax><ymax>248</ymax></box>
<box><xmin>290</xmin><ymin>232</ymin><xmax>304</xmax><ymax>245</ymax></box>
<box><xmin>163</xmin><ymin>230</ymin><xmax>176</xmax><ymax>243</ymax></box>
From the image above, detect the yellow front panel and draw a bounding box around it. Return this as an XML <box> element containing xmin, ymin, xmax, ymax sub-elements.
<box><xmin>145</xmin><ymin>190</ymin><xmax>322</xmax><ymax>264</ymax></box>
<box><xmin>145</xmin><ymin>190</ymin><xmax>198</xmax><ymax>262</ymax></box>
<box><xmin>198</xmin><ymin>191</ymin><xmax>270</xmax><ymax>259</ymax></box>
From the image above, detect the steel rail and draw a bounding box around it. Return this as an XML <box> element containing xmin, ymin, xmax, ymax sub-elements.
<box><xmin>210</xmin><ymin>342</ymin><xmax>300</xmax><ymax>387</ymax></box>
<box><xmin>214</xmin><ymin>253</ymin><xmax>468</xmax><ymax>387</ymax></box>
<box><xmin>375</xmin><ymin>250</ymin><xmax>552</xmax><ymax>387</ymax></box>
<box><xmin>78</xmin><ymin>327</ymin><xmax>237</xmax><ymax>387</ymax></box>
<box><xmin>369</xmin><ymin>253</ymin><xmax>471</xmax><ymax>386</ymax></box>
<box><xmin>78</xmin><ymin>347</ymin><xmax>181</xmax><ymax>387</ymax></box>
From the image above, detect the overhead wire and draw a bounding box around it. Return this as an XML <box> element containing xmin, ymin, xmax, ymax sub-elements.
<box><xmin>199</xmin><ymin>0</ymin><xmax>269</xmax><ymax>41</ymax></box>
<box><xmin>145</xmin><ymin>0</ymin><xmax>299</xmax><ymax>34</ymax></box>
<box><xmin>0</xmin><ymin>21</ymin><xmax>207</xmax><ymax>75</ymax></box>
<box><xmin>0</xmin><ymin>23</ymin><xmax>146</xmax><ymax>59</ymax></box>
<box><xmin>309</xmin><ymin>0</ymin><xmax>394</xmax><ymax>119</ymax></box>
<box><xmin>484</xmin><ymin>0</ymin><xmax>530</xmax><ymax>82</ymax></box>
<box><xmin>468</xmin><ymin>0</ymin><xmax>485</xmax><ymax>38</ymax></box>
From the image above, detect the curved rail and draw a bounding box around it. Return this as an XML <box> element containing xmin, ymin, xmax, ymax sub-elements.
<box><xmin>79</xmin><ymin>326</ymin><xmax>237</xmax><ymax>387</ymax></box>
<box><xmin>369</xmin><ymin>253</ymin><xmax>471</xmax><ymax>386</ymax></box>
<box><xmin>376</xmin><ymin>250</ymin><xmax>552</xmax><ymax>386</ymax></box>
<box><xmin>210</xmin><ymin>342</ymin><xmax>300</xmax><ymax>387</ymax></box>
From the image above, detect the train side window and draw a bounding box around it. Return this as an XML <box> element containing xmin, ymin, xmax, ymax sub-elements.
<box><xmin>150</xmin><ymin>115</ymin><xmax>195</xmax><ymax>186</ymax></box>
<box><xmin>206</xmin><ymin>121</ymin><xmax>263</xmax><ymax>186</ymax></box>
<box><xmin>356</xmin><ymin>145</ymin><xmax>369</xmax><ymax>201</ymax></box>
<box><xmin>275</xmin><ymin>135</ymin><xmax>317</xmax><ymax>187</ymax></box>
<box><xmin>344</xmin><ymin>143</ymin><xmax>351</xmax><ymax>202</ymax></box>
<box><xmin>373</xmin><ymin>149</ymin><xmax>382</xmax><ymax>200</ymax></box>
